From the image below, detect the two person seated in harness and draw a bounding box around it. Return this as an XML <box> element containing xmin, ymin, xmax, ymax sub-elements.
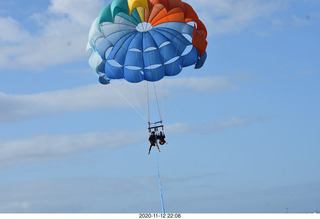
<box><xmin>148</xmin><ymin>131</ymin><xmax>168</xmax><ymax>155</ymax></box>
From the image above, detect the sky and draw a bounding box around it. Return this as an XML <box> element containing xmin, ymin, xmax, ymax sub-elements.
<box><xmin>0</xmin><ymin>0</ymin><xmax>320</xmax><ymax>214</ymax></box>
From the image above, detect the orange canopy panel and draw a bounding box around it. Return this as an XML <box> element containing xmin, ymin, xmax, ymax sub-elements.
<box><xmin>149</xmin><ymin>0</ymin><xmax>185</xmax><ymax>12</ymax></box>
<box><xmin>192</xmin><ymin>27</ymin><xmax>207</xmax><ymax>57</ymax></box>
<box><xmin>151</xmin><ymin>11</ymin><xmax>185</xmax><ymax>26</ymax></box>
<box><xmin>148</xmin><ymin>4</ymin><xmax>165</xmax><ymax>23</ymax></box>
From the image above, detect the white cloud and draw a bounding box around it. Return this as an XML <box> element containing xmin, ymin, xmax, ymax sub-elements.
<box><xmin>219</xmin><ymin>117</ymin><xmax>249</xmax><ymax>129</ymax></box>
<box><xmin>202</xmin><ymin>117</ymin><xmax>250</xmax><ymax>133</ymax></box>
<box><xmin>0</xmin><ymin>84</ymin><xmax>127</xmax><ymax>123</ymax></box>
<box><xmin>0</xmin><ymin>129</ymin><xmax>145</xmax><ymax>168</ymax></box>
<box><xmin>0</xmin><ymin>122</ymin><xmax>191</xmax><ymax>169</ymax></box>
<box><xmin>186</xmin><ymin>0</ymin><xmax>287</xmax><ymax>35</ymax></box>
<box><xmin>0</xmin><ymin>76</ymin><xmax>235</xmax><ymax>124</ymax></box>
<box><xmin>0</xmin><ymin>0</ymin><xmax>289</xmax><ymax>70</ymax></box>
<box><xmin>0</xmin><ymin>16</ymin><xmax>30</xmax><ymax>43</ymax></box>
<box><xmin>165</xmin><ymin>122</ymin><xmax>194</xmax><ymax>133</ymax></box>
<box><xmin>0</xmin><ymin>0</ymin><xmax>103</xmax><ymax>70</ymax></box>
<box><xmin>170</xmin><ymin>116</ymin><xmax>271</xmax><ymax>135</ymax></box>
<box><xmin>0</xmin><ymin>175</ymin><xmax>161</xmax><ymax>213</ymax></box>
<box><xmin>175</xmin><ymin>76</ymin><xmax>236</xmax><ymax>93</ymax></box>
<box><xmin>0</xmin><ymin>117</ymin><xmax>252</xmax><ymax>168</ymax></box>
<box><xmin>0</xmin><ymin>34</ymin><xmax>86</xmax><ymax>69</ymax></box>
<box><xmin>0</xmin><ymin>172</ymin><xmax>222</xmax><ymax>212</ymax></box>
<box><xmin>160</xmin><ymin>116</ymin><xmax>269</xmax><ymax>135</ymax></box>
<box><xmin>48</xmin><ymin>0</ymin><xmax>104</xmax><ymax>27</ymax></box>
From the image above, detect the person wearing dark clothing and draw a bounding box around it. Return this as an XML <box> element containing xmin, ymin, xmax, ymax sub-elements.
<box><xmin>157</xmin><ymin>131</ymin><xmax>167</xmax><ymax>145</ymax></box>
<box><xmin>148</xmin><ymin>131</ymin><xmax>160</xmax><ymax>154</ymax></box>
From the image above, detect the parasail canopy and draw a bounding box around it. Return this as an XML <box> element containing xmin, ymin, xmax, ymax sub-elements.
<box><xmin>87</xmin><ymin>0</ymin><xmax>208</xmax><ymax>84</ymax></box>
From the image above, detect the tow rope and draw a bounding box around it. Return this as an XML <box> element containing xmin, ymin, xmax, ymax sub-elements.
<box><xmin>156</xmin><ymin>153</ymin><xmax>165</xmax><ymax>214</ymax></box>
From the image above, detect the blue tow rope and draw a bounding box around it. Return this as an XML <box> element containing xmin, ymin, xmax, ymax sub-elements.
<box><xmin>156</xmin><ymin>153</ymin><xmax>165</xmax><ymax>214</ymax></box>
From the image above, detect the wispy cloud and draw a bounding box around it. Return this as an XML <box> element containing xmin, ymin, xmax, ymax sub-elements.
<box><xmin>165</xmin><ymin>76</ymin><xmax>236</xmax><ymax>93</ymax></box>
<box><xmin>166</xmin><ymin>116</ymin><xmax>271</xmax><ymax>135</ymax></box>
<box><xmin>0</xmin><ymin>17</ymin><xmax>31</xmax><ymax>43</ymax></box>
<box><xmin>0</xmin><ymin>172</ymin><xmax>222</xmax><ymax>212</ymax></box>
<box><xmin>0</xmin><ymin>129</ymin><xmax>145</xmax><ymax>168</ymax></box>
<box><xmin>0</xmin><ymin>0</ymin><xmax>290</xmax><ymax>70</ymax></box>
<box><xmin>284</xmin><ymin>70</ymin><xmax>317</xmax><ymax>80</ymax></box>
<box><xmin>0</xmin><ymin>174</ymin><xmax>318</xmax><ymax>213</ymax></box>
<box><xmin>0</xmin><ymin>176</ymin><xmax>159</xmax><ymax>213</ymax></box>
<box><xmin>0</xmin><ymin>0</ymin><xmax>103</xmax><ymax>70</ymax></box>
<box><xmin>0</xmin><ymin>84</ymin><xmax>126</xmax><ymax>124</ymax></box>
<box><xmin>1</xmin><ymin>0</ymin><xmax>316</xmax><ymax>70</ymax></box>
<box><xmin>0</xmin><ymin>116</ymin><xmax>266</xmax><ymax>169</ymax></box>
<box><xmin>0</xmin><ymin>123</ymin><xmax>191</xmax><ymax>169</ymax></box>
<box><xmin>0</xmin><ymin>76</ymin><xmax>235</xmax><ymax>124</ymax></box>
<box><xmin>187</xmin><ymin>0</ymin><xmax>287</xmax><ymax>35</ymax></box>
<box><xmin>47</xmin><ymin>0</ymin><xmax>103</xmax><ymax>27</ymax></box>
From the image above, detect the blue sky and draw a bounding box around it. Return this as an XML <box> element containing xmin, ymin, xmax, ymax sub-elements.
<box><xmin>0</xmin><ymin>0</ymin><xmax>319</xmax><ymax>213</ymax></box>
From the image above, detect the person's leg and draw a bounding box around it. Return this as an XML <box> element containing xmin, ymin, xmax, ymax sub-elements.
<box><xmin>148</xmin><ymin>145</ymin><xmax>152</xmax><ymax>154</ymax></box>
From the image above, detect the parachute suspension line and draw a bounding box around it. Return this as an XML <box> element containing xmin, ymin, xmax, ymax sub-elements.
<box><xmin>163</xmin><ymin>28</ymin><xmax>184</xmax><ymax>120</ymax></box>
<box><xmin>156</xmin><ymin>153</ymin><xmax>165</xmax><ymax>214</ymax></box>
<box><xmin>159</xmin><ymin>20</ymin><xmax>195</xmax><ymax>120</ymax></box>
<box><xmin>106</xmin><ymin>62</ymin><xmax>147</xmax><ymax>121</ymax></box>
<box><xmin>152</xmin><ymin>20</ymin><xmax>187</xmax><ymax>123</ymax></box>
<box><xmin>144</xmin><ymin>30</ymin><xmax>163</xmax><ymax>126</ymax></box>
<box><xmin>153</xmin><ymin>82</ymin><xmax>163</xmax><ymax>122</ymax></box>
<box><xmin>105</xmin><ymin>23</ymin><xmax>148</xmax><ymax>122</ymax></box>
<box><xmin>110</xmin><ymin>84</ymin><xmax>148</xmax><ymax>122</ymax></box>
<box><xmin>146</xmin><ymin>81</ymin><xmax>150</xmax><ymax>124</ymax></box>
<box><xmin>159</xmin><ymin>21</ymin><xmax>170</xmax><ymax>123</ymax></box>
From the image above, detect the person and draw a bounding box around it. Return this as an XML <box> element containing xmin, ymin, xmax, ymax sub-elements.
<box><xmin>157</xmin><ymin>131</ymin><xmax>167</xmax><ymax>145</ymax></box>
<box><xmin>148</xmin><ymin>131</ymin><xmax>160</xmax><ymax>155</ymax></box>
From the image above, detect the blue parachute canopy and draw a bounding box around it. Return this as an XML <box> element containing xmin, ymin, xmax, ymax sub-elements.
<box><xmin>86</xmin><ymin>0</ymin><xmax>208</xmax><ymax>84</ymax></box>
